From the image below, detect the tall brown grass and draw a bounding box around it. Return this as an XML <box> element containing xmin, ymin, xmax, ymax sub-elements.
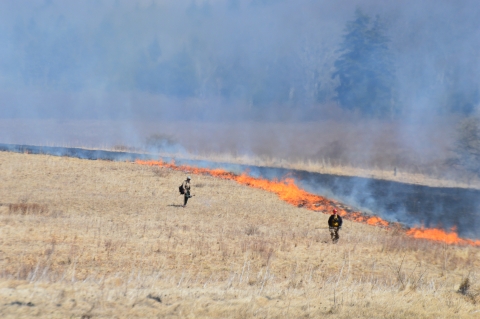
<box><xmin>8</xmin><ymin>203</ymin><xmax>49</xmax><ymax>215</ymax></box>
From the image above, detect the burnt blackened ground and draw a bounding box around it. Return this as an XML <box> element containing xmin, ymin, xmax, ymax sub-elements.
<box><xmin>1</xmin><ymin>143</ymin><xmax>479</xmax><ymax>240</ymax></box>
<box><xmin>294</xmin><ymin>172</ymin><xmax>480</xmax><ymax>240</ymax></box>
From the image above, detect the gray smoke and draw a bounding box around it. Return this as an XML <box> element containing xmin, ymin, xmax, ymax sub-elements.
<box><xmin>2</xmin><ymin>143</ymin><xmax>479</xmax><ymax>240</ymax></box>
<box><xmin>1</xmin><ymin>0</ymin><xmax>479</xmax><ymax>173</ymax></box>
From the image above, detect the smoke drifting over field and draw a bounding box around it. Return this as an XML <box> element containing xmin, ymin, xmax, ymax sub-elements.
<box><xmin>2</xmin><ymin>142</ymin><xmax>480</xmax><ymax>240</ymax></box>
<box><xmin>1</xmin><ymin>1</ymin><xmax>480</xmax><ymax>224</ymax></box>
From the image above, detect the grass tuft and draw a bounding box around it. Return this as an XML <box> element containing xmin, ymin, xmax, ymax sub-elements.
<box><xmin>458</xmin><ymin>277</ymin><xmax>471</xmax><ymax>295</ymax></box>
<box><xmin>8</xmin><ymin>203</ymin><xmax>49</xmax><ymax>215</ymax></box>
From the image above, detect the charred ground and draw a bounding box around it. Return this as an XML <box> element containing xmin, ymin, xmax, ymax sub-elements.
<box><xmin>2</xmin><ymin>143</ymin><xmax>479</xmax><ymax>241</ymax></box>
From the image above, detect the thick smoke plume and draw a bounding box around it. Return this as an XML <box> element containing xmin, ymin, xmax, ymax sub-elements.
<box><xmin>1</xmin><ymin>1</ymin><xmax>479</xmax><ymax>120</ymax></box>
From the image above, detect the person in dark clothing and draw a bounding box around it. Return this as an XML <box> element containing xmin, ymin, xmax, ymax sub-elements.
<box><xmin>328</xmin><ymin>208</ymin><xmax>343</xmax><ymax>243</ymax></box>
<box><xmin>181</xmin><ymin>176</ymin><xmax>192</xmax><ymax>207</ymax></box>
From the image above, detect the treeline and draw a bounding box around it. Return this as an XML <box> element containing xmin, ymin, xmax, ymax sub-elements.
<box><xmin>4</xmin><ymin>3</ymin><xmax>480</xmax><ymax>119</ymax></box>
<box><xmin>135</xmin><ymin>9</ymin><xmax>397</xmax><ymax>114</ymax></box>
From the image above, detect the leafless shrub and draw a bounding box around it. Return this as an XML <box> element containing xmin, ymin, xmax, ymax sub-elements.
<box><xmin>458</xmin><ymin>277</ymin><xmax>480</xmax><ymax>304</ymax></box>
<box><xmin>151</xmin><ymin>167</ymin><xmax>170</xmax><ymax>177</ymax></box>
<box><xmin>15</xmin><ymin>263</ymin><xmax>36</xmax><ymax>280</ymax></box>
<box><xmin>386</xmin><ymin>253</ymin><xmax>427</xmax><ymax>291</ymax></box>
<box><xmin>8</xmin><ymin>203</ymin><xmax>49</xmax><ymax>215</ymax></box>
<box><xmin>249</xmin><ymin>239</ymin><xmax>275</xmax><ymax>265</ymax></box>
<box><xmin>104</xmin><ymin>239</ymin><xmax>119</xmax><ymax>253</ymax></box>
<box><xmin>112</xmin><ymin>144</ymin><xmax>138</xmax><ymax>152</ymax></box>
<box><xmin>112</xmin><ymin>144</ymin><xmax>130</xmax><ymax>152</ymax></box>
<box><xmin>458</xmin><ymin>277</ymin><xmax>471</xmax><ymax>295</ymax></box>
<box><xmin>245</xmin><ymin>225</ymin><xmax>259</xmax><ymax>236</ymax></box>
<box><xmin>195</xmin><ymin>183</ymin><xmax>206</xmax><ymax>188</ymax></box>
<box><xmin>448</xmin><ymin>117</ymin><xmax>480</xmax><ymax>177</ymax></box>
<box><xmin>251</xmin><ymin>240</ymin><xmax>268</xmax><ymax>254</ymax></box>
<box><xmin>240</xmin><ymin>238</ymin><xmax>274</xmax><ymax>261</ymax></box>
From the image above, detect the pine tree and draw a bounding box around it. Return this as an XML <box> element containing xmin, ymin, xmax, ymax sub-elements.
<box><xmin>332</xmin><ymin>9</ymin><xmax>396</xmax><ymax>117</ymax></box>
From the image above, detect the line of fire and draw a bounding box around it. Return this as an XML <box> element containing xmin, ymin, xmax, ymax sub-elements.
<box><xmin>137</xmin><ymin>159</ymin><xmax>480</xmax><ymax>247</ymax></box>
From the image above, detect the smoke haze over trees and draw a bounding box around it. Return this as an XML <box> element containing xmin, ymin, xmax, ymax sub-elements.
<box><xmin>333</xmin><ymin>9</ymin><xmax>396</xmax><ymax>118</ymax></box>
<box><xmin>0</xmin><ymin>0</ymin><xmax>479</xmax><ymax>119</ymax></box>
<box><xmin>1</xmin><ymin>0</ymin><xmax>480</xmax><ymax>176</ymax></box>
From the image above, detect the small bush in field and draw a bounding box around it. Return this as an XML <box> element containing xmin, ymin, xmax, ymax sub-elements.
<box><xmin>152</xmin><ymin>167</ymin><xmax>170</xmax><ymax>177</ymax></box>
<box><xmin>458</xmin><ymin>277</ymin><xmax>470</xmax><ymax>295</ymax></box>
<box><xmin>8</xmin><ymin>203</ymin><xmax>49</xmax><ymax>215</ymax></box>
<box><xmin>245</xmin><ymin>225</ymin><xmax>259</xmax><ymax>236</ymax></box>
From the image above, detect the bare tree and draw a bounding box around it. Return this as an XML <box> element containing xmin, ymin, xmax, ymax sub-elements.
<box><xmin>449</xmin><ymin>117</ymin><xmax>480</xmax><ymax>176</ymax></box>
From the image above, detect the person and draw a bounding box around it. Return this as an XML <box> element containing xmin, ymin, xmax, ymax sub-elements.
<box><xmin>328</xmin><ymin>208</ymin><xmax>343</xmax><ymax>243</ymax></box>
<box><xmin>181</xmin><ymin>176</ymin><xmax>192</xmax><ymax>207</ymax></box>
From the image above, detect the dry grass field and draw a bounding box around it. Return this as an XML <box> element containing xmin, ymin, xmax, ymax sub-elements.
<box><xmin>1</xmin><ymin>151</ymin><xmax>480</xmax><ymax>318</ymax></box>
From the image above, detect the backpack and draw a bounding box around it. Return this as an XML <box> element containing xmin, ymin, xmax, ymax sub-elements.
<box><xmin>179</xmin><ymin>185</ymin><xmax>185</xmax><ymax>195</ymax></box>
<box><xmin>332</xmin><ymin>216</ymin><xmax>340</xmax><ymax>227</ymax></box>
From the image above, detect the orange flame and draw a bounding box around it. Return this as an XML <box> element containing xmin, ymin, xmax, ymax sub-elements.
<box><xmin>136</xmin><ymin>159</ymin><xmax>479</xmax><ymax>246</ymax></box>
<box><xmin>406</xmin><ymin>227</ymin><xmax>480</xmax><ymax>246</ymax></box>
<box><xmin>136</xmin><ymin>159</ymin><xmax>390</xmax><ymax>223</ymax></box>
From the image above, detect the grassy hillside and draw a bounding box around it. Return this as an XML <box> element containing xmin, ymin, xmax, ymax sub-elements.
<box><xmin>0</xmin><ymin>151</ymin><xmax>479</xmax><ymax>318</ymax></box>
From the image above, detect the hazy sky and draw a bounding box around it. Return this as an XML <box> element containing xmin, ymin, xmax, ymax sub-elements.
<box><xmin>0</xmin><ymin>0</ymin><xmax>478</xmax><ymax>120</ymax></box>
<box><xmin>0</xmin><ymin>0</ymin><xmax>479</xmax><ymax>166</ymax></box>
